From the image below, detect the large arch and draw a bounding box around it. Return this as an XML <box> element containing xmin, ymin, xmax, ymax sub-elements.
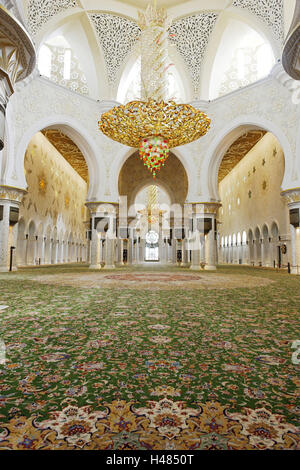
<box><xmin>200</xmin><ymin>8</ymin><xmax>279</xmax><ymax>100</ymax></box>
<box><xmin>12</xmin><ymin>114</ymin><xmax>104</xmax><ymax>201</ymax></box>
<box><xmin>111</xmin><ymin>146</ymin><xmax>194</xmax><ymax>203</ymax></box>
<box><xmin>130</xmin><ymin>180</ymin><xmax>174</xmax><ymax>214</ymax></box>
<box><xmin>201</xmin><ymin>115</ymin><xmax>294</xmax><ymax>201</ymax></box>
<box><xmin>118</xmin><ymin>150</ymin><xmax>189</xmax><ymax>209</ymax></box>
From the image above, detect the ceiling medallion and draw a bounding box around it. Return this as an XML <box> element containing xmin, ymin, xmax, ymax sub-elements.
<box><xmin>98</xmin><ymin>2</ymin><xmax>211</xmax><ymax>178</ymax></box>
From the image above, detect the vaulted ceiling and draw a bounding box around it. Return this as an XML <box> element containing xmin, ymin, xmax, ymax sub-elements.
<box><xmin>42</xmin><ymin>129</ymin><xmax>89</xmax><ymax>184</ymax></box>
<box><xmin>18</xmin><ymin>0</ymin><xmax>290</xmax><ymax>101</ymax></box>
<box><xmin>116</xmin><ymin>0</ymin><xmax>184</xmax><ymax>7</ymax></box>
<box><xmin>218</xmin><ymin>130</ymin><xmax>267</xmax><ymax>183</ymax></box>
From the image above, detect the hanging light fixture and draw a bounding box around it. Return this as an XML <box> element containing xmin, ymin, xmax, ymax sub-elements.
<box><xmin>99</xmin><ymin>2</ymin><xmax>211</xmax><ymax>178</ymax></box>
<box><xmin>139</xmin><ymin>136</ymin><xmax>169</xmax><ymax>177</ymax></box>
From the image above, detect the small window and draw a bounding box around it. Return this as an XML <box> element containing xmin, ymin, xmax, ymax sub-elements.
<box><xmin>64</xmin><ymin>49</ymin><xmax>72</xmax><ymax>80</ymax></box>
<box><xmin>38</xmin><ymin>45</ymin><xmax>52</xmax><ymax>78</ymax></box>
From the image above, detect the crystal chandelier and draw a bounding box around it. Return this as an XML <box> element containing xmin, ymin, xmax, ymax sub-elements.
<box><xmin>99</xmin><ymin>1</ymin><xmax>211</xmax><ymax>178</ymax></box>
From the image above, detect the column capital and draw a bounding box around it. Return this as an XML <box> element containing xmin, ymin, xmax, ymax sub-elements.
<box><xmin>85</xmin><ymin>201</ymin><xmax>118</xmax><ymax>215</ymax></box>
<box><xmin>191</xmin><ymin>202</ymin><xmax>222</xmax><ymax>216</ymax></box>
<box><xmin>281</xmin><ymin>188</ymin><xmax>300</xmax><ymax>208</ymax></box>
<box><xmin>0</xmin><ymin>185</ymin><xmax>26</xmax><ymax>204</ymax></box>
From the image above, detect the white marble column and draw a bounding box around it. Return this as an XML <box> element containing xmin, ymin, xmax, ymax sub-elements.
<box><xmin>140</xmin><ymin>239</ymin><xmax>145</xmax><ymax>263</ymax></box>
<box><xmin>282</xmin><ymin>191</ymin><xmax>300</xmax><ymax>274</ymax></box>
<box><xmin>0</xmin><ymin>189</ymin><xmax>24</xmax><ymax>271</ymax></box>
<box><xmin>86</xmin><ymin>239</ymin><xmax>91</xmax><ymax>263</ymax></box>
<box><xmin>242</xmin><ymin>243</ymin><xmax>249</xmax><ymax>265</ymax></box>
<box><xmin>205</xmin><ymin>227</ymin><xmax>217</xmax><ymax>271</ymax></box>
<box><xmin>127</xmin><ymin>238</ymin><xmax>133</xmax><ymax>265</ymax></box>
<box><xmin>262</xmin><ymin>238</ymin><xmax>271</xmax><ymax>267</ymax></box>
<box><xmin>52</xmin><ymin>240</ymin><xmax>58</xmax><ymax>264</ymax></box>
<box><xmin>190</xmin><ymin>232</ymin><xmax>201</xmax><ymax>270</ymax></box>
<box><xmin>89</xmin><ymin>215</ymin><xmax>101</xmax><ymax>269</ymax></box>
<box><xmin>181</xmin><ymin>239</ymin><xmax>189</xmax><ymax>267</ymax></box>
<box><xmin>104</xmin><ymin>237</ymin><xmax>116</xmax><ymax>269</ymax></box>
<box><xmin>189</xmin><ymin>203</ymin><xmax>221</xmax><ymax>271</ymax></box>
<box><xmin>0</xmin><ymin>202</ymin><xmax>10</xmax><ymax>271</ymax></box>
<box><xmin>136</xmin><ymin>238</ymin><xmax>140</xmax><ymax>264</ymax></box>
<box><xmin>26</xmin><ymin>235</ymin><xmax>37</xmax><ymax>265</ymax></box>
<box><xmin>166</xmin><ymin>241</ymin><xmax>172</xmax><ymax>263</ymax></box>
<box><xmin>161</xmin><ymin>240</ymin><xmax>168</xmax><ymax>265</ymax></box>
<box><xmin>90</xmin><ymin>235</ymin><xmax>101</xmax><ymax>269</ymax></box>
<box><xmin>171</xmin><ymin>241</ymin><xmax>176</xmax><ymax>265</ymax></box>
<box><xmin>118</xmin><ymin>238</ymin><xmax>124</xmax><ymax>265</ymax></box>
<box><xmin>132</xmin><ymin>240</ymin><xmax>138</xmax><ymax>265</ymax></box>
<box><xmin>41</xmin><ymin>237</ymin><xmax>46</xmax><ymax>264</ymax></box>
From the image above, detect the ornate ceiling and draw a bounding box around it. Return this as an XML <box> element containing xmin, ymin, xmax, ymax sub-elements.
<box><xmin>233</xmin><ymin>0</ymin><xmax>284</xmax><ymax>41</ymax></box>
<box><xmin>27</xmin><ymin>0</ymin><xmax>77</xmax><ymax>36</ymax></box>
<box><xmin>42</xmin><ymin>129</ymin><xmax>89</xmax><ymax>184</ymax></box>
<box><xmin>169</xmin><ymin>13</ymin><xmax>219</xmax><ymax>94</ymax></box>
<box><xmin>117</xmin><ymin>0</ymin><xmax>184</xmax><ymax>7</ymax></box>
<box><xmin>218</xmin><ymin>130</ymin><xmax>266</xmax><ymax>183</ymax></box>
<box><xmin>22</xmin><ymin>0</ymin><xmax>285</xmax><ymax>98</ymax></box>
<box><xmin>89</xmin><ymin>13</ymin><xmax>141</xmax><ymax>85</ymax></box>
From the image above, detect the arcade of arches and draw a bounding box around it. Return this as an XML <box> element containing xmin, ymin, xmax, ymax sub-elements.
<box><xmin>2</xmin><ymin>129</ymin><xmax>297</xmax><ymax>274</ymax></box>
<box><xmin>0</xmin><ymin>0</ymin><xmax>300</xmax><ymax>452</ymax></box>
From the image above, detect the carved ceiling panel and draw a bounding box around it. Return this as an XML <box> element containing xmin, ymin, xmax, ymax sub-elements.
<box><xmin>42</xmin><ymin>129</ymin><xmax>88</xmax><ymax>183</ymax></box>
<box><xmin>218</xmin><ymin>130</ymin><xmax>267</xmax><ymax>183</ymax></box>
<box><xmin>89</xmin><ymin>13</ymin><xmax>141</xmax><ymax>84</ymax></box>
<box><xmin>27</xmin><ymin>0</ymin><xmax>77</xmax><ymax>36</ymax></box>
<box><xmin>169</xmin><ymin>13</ymin><xmax>219</xmax><ymax>95</ymax></box>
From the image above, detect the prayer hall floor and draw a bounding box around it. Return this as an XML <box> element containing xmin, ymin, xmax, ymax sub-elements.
<box><xmin>0</xmin><ymin>265</ymin><xmax>299</xmax><ymax>450</ymax></box>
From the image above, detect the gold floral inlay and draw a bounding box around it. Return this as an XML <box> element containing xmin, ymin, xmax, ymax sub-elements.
<box><xmin>42</xmin><ymin>129</ymin><xmax>89</xmax><ymax>184</ymax></box>
<box><xmin>65</xmin><ymin>194</ymin><xmax>70</xmax><ymax>209</ymax></box>
<box><xmin>38</xmin><ymin>177</ymin><xmax>47</xmax><ymax>194</ymax></box>
<box><xmin>218</xmin><ymin>130</ymin><xmax>266</xmax><ymax>183</ymax></box>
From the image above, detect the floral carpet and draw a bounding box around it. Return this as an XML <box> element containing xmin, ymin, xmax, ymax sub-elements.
<box><xmin>34</xmin><ymin>270</ymin><xmax>274</xmax><ymax>290</ymax></box>
<box><xmin>0</xmin><ymin>265</ymin><xmax>299</xmax><ymax>450</ymax></box>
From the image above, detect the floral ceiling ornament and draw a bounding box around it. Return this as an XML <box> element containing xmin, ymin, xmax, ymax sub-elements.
<box><xmin>99</xmin><ymin>2</ymin><xmax>211</xmax><ymax>178</ymax></box>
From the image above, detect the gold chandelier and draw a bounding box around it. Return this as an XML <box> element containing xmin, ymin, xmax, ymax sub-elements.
<box><xmin>98</xmin><ymin>2</ymin><xmax>211</xmax><ymax>178</ymax></box>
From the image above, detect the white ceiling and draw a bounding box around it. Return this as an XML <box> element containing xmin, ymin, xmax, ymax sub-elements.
<box><xmin>20</xmin><ymin>0</ymin><xmax>295</xmax><ymax>102</ymax></box>
<box><xmin>116</xmin><ymin>0</ymin><xmax>186</xmax><ymax>7</ymax></box>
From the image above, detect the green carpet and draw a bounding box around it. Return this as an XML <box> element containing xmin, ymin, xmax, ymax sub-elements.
<box><xmin>0</xmin><ymin>265</ymin><xmax>299</xmax><ymax>450</ymax></box>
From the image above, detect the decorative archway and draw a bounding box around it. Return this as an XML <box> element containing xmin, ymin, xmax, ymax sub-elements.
<box><xmin>12</xmin><ymin>115</ymin><xmax>103</xmax><ymax>201</ymax></box>
<box><xmin>201</xmin><ymin>115</ymin><xmax>294</xmax><ymax>201</ymax></box>
<box><xmin>118</xmin><ymin>150</ymin><xmax>189</xmax><ymax>209</ymax></box>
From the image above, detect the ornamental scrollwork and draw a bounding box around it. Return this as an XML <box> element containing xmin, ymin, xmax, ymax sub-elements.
<box><xmin>89</xmin><ymin>13</ymin><xmax>141</xmax><ymax>85</ymax></box>
<box><xmin>169</xmin><ymin>13</ymin><xmax>219</xmax><ymax>96</ymax></box>
<box><xmin>27</xmin><ymin>0</ymin><xmax>78</xmax><ymax>36</ymax></box>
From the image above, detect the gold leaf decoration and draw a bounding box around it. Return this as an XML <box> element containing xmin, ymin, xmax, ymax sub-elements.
<box><xmin>99</xmin><ymin>99</ymin><xmax>211</xmax><ymax>149</ymax></box>
<box><xmin>42</xmin><ymin>130</ymin><xmax>89</xmax><ymax>184</ymax></box>
<box><xmin>218</xmin><ymin>130</ymin><xmax>266</xmax><ymax>183</ymax></box>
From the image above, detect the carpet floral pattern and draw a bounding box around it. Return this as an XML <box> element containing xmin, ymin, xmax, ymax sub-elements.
<box><xmin>0</xmin><ymin>266</ymin><xmax>299</xmax><ymax>450</ymax></box>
